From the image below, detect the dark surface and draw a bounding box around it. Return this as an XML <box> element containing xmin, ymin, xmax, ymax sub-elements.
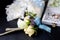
<box><xmin>0</xmin><ymin>0</ymin><xmax>60</xmax><ymax>40</ymax></box>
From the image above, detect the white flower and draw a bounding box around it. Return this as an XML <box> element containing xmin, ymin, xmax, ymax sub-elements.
<box><xmin>24</xmin><ymin>16</ymin><xmax>30</xmax><ymax>25</ymax></box>
<box><xmin>24</xmin><ymin>25</ymin><xmax>35</xmax><ymax>37</ymax></box>
<box><xmin>24</xmin><ymin>16</ymin><xmax>30</xmax><ymax>20</ymax></box>
<box><xmin>17</xmin><ymin>19</ymin><xmax>28</xmax><ymax>29</ymax></box>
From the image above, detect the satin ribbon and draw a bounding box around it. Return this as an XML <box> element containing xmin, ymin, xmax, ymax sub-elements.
<box><xmin>34</xmin><ymin>17</ymin><xmax>51</xmax><ymax>33</ymax></box>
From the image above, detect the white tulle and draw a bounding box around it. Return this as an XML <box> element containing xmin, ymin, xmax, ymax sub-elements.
<box><xmin>5</xmin><ymin>0</ymin><xmax>45</xmax><ymax>21</ymax></box>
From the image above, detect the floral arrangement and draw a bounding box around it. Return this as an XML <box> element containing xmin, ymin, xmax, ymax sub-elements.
<box><xmin>17</xmin><ymin>11</ymin><xmax>38</xmax><ymax>37</ymax></box>
<box><xmin>17</xmin><ymin>11</ymin><xmax>51</xmax><ymax>37</ymax></box>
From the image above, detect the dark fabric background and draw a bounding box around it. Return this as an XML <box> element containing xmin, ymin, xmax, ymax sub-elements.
<box><xmin>0</xmin><ymin>0</ymin><xmax>60</xmax><ymax>40</ymax></box>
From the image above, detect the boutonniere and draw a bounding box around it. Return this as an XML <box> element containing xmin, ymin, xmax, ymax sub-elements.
<box><xmin>17</xmin><ymin>11</ymin><xmax>38</xmax><ymax>37</ymax></box>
